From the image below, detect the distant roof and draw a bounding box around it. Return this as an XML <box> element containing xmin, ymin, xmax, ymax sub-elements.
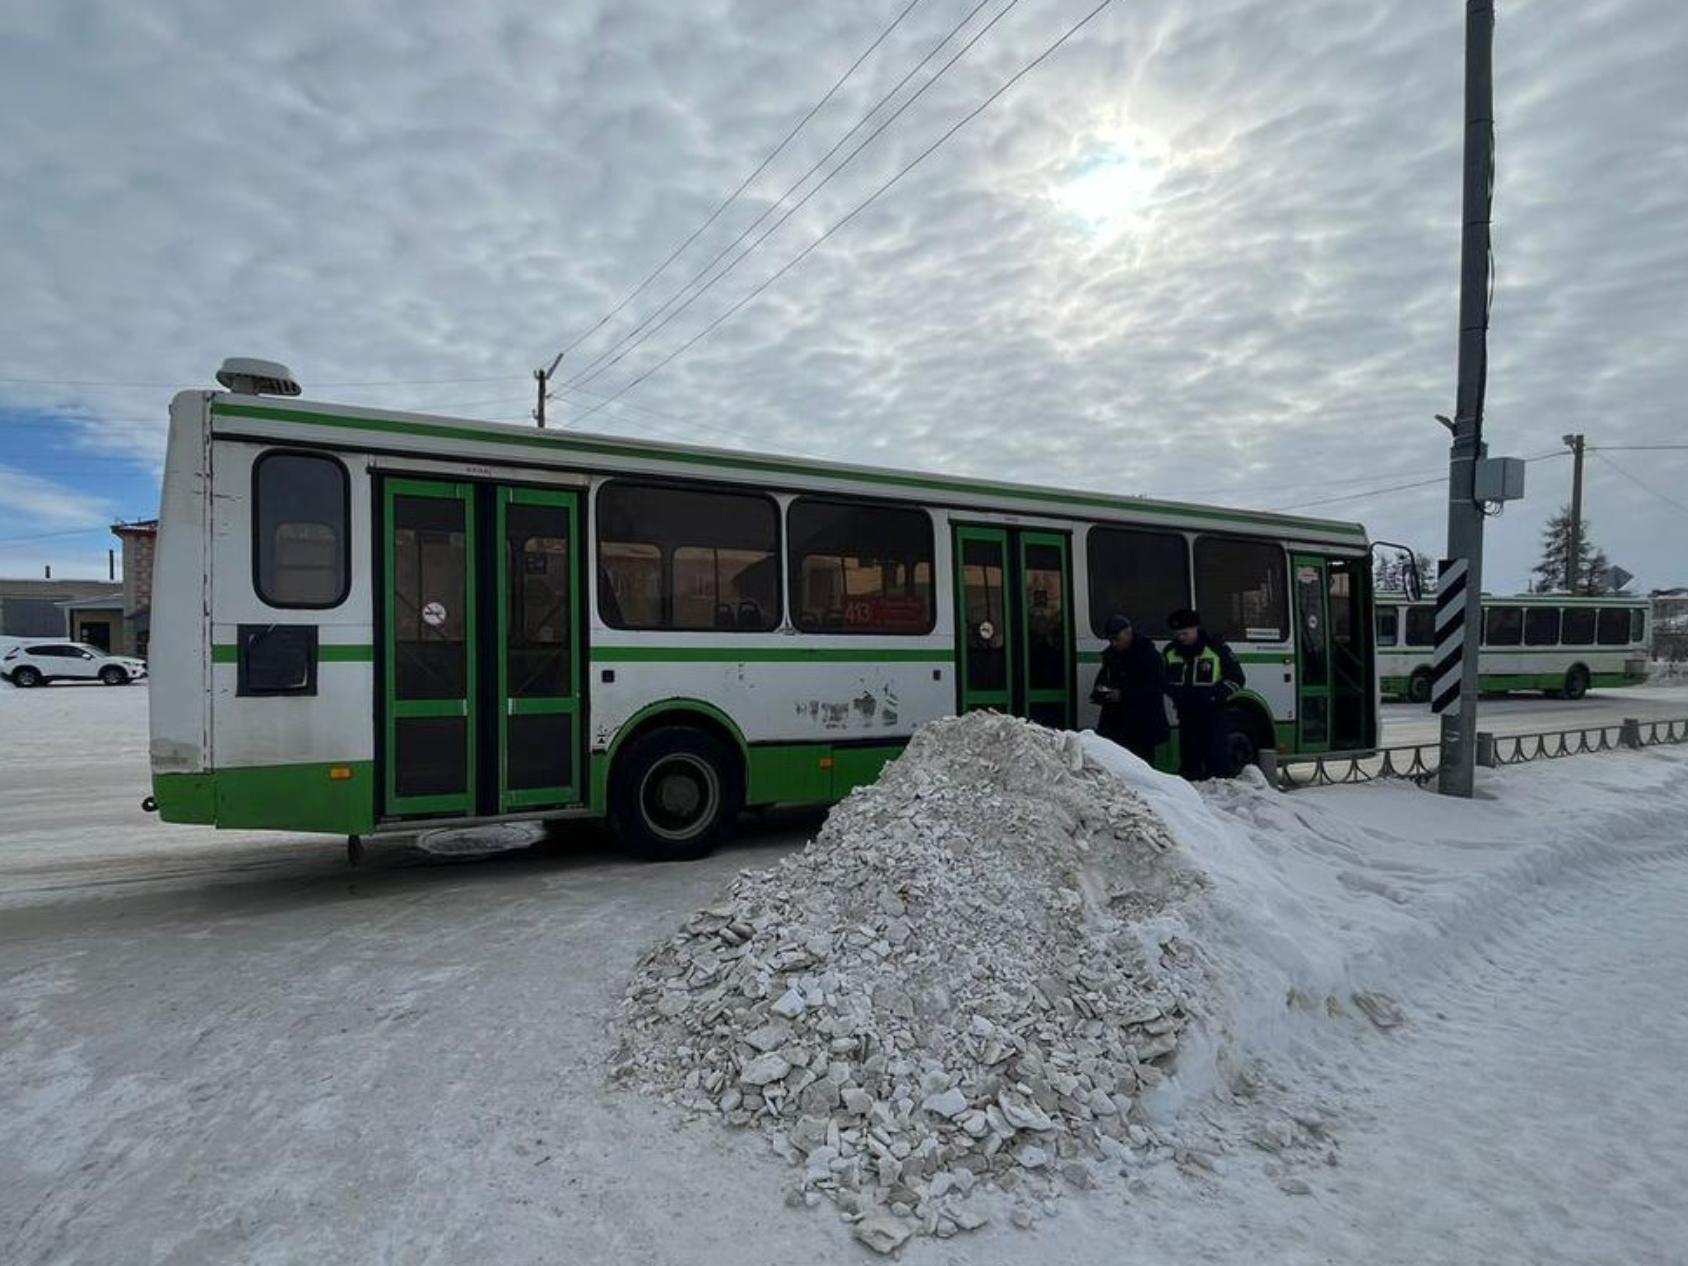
<box><xmin>111</xmin><ymin>519</ymin><xmax>158</xmax><ymax>535</ymax></box>
<box><xmin>0</xmin><ymin>578</ymin><xmax>122</xmax><ymax>598</ymax></box>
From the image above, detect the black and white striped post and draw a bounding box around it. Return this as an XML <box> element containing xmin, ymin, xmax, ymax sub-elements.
<box><xmin>1430</xmin><ymin>558</ymin><xmax>1469</xmax><ymax>715</ymax></box>
<box><xmin>1435</xmin><ymin>0</ymin><xmax>1495</xmax><ymax>798</ymax></box>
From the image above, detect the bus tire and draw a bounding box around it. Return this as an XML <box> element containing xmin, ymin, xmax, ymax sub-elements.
<box><xmin>1562</xmin><ymin>666</ymin><xmax>1590</xmax><ymax>701</ymax></box>
<box><xmin>1406</xmin><ymin>668</ymin><xmax>1433</xmax><ymax>704</ymax></box>
<box><xmin>9</xmin><ymin>666</ymin><xmax>41</xmax><ymax>688</ymax></box>
<box><xmin>1224</xmin><ymin>706</ymin><xmax>1267</xmax><ymax>773</ymax></box>
<box><xmin>609</xmin><ymin>726</ymin><xmax>741</xmax><ymax>862</ymax></box>
<box><xmin>99</xmin><ymin>665</ymin><xmax>129</xmax><ymax>686</ymax></box>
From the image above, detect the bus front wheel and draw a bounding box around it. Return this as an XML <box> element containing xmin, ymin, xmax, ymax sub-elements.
<box><xmin>1562</xmin><ymin>666</ymin><xmax>1590</xmax><ymax>701</ymax></box>
<box><xmin>1224</xmin><ymin>707</ymin><xmax>1267</xmax><ymax>774</ymax></box>
<box><xmin>610</xmin><ymin>726</ymin><xmax>741</xmax><ymax>862</ymax></box>
<box><xmin>1407</xmin><ymin>669</ymin><xmax>1433</xmax><ymax>705</ymax></box>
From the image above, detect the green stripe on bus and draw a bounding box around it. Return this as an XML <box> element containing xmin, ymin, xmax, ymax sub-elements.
<box><xmin>590</xmin><ymin>646</ymin><xmax>953</xmax><ymax>664</ymax></box>
<box><xmin>211</xmin><ymin>643</ymin><xmax>374</xmax><ymax>663</ymax></box>
<box><xmin>209</xmin><ymin>402</ymin><xmax>1367</xmax><ymax>539</ymax></box>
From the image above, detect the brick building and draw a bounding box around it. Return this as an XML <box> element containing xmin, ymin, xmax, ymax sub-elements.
<box><xmin>0</xmin><ymin>519</ymin><xmax>158</xmax><ymax>656</ymax></box>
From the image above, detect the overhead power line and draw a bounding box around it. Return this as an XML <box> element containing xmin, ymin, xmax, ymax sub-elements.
<box><xmin>546</xmin><ymin>0</ymin><xmax>928</xmax><ymax>370</ymax></box>
<box><xmin>569</xmin><ymin>0</ymin><xmax>1114</xmax><ymax>428</ymax></box>
<box><xmin>1272</xmin><ymin>449</ymin><xmax>1566</xmax><ymax>512</ymax></box>
<box><xmin>1592</xmin><ymin>450</ymin><xmax>1688</xmax><ymax>517</ymax></box>
<box><xmin>563</xmin><ymin>0</ymin><xmax>1008</xmax><ymax>392</ymax></box>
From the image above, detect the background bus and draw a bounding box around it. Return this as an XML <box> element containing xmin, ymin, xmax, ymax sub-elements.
<box><xmin>147</xmin><ymin>366</ymin><xmax>1391</xmax><ymax>859</ymax></box>
<box><xmin>1376</xmin><ymin>591</ymin><xmax>1650</xmax><ymax>703</ymax></box>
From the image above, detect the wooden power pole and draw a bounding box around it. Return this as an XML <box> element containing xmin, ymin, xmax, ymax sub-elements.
<box><xmin>1562</xmin><ymin>432</ymin><xmax>1586</xmax><ymax>592</ymax></box>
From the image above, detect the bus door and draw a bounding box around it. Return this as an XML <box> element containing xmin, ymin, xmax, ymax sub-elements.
<box><xmin>1292</xmin><ymin>554</ymin><xmax>1332</xmax><ymax>752</ymax></box>
<box><xmin>952</xmin><ymin>525</ymin><xmax>1073</xmax><ymax>729</ymax></box>
<box><xmin>380</xmin><ymin>479</ymin><xmax>581</xmax><ymax>819</ymax></box>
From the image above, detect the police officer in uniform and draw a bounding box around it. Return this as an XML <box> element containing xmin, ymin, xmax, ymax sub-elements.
<box><xmin>1089</xmin><ymin>613</ymin><xmax>1169</xmax><ymax>764</ymax></box>
<box><xmin>1163</xmin><ymin>608</ymin><xmax>1246</xmax><ymax>781</ymax></box>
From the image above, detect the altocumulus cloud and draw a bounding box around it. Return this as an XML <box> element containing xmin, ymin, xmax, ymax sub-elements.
<box><xmin>1</xmin><ymin>0</ymin><xmax>1684</xmax><ymax>585</ymax></box>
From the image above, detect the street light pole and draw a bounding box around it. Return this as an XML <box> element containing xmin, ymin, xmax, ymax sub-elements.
<box><xmin>1435</xmin><ymin>0</ymin><xmax>1496</xmax><ymax>799</ymax></box>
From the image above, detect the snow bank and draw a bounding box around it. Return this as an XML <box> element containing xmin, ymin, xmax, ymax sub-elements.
<box><xmin>614</xmin><ymin>713</ymin><xmax>1206</xmax><ymax>1246</ymax></box>
<box><xmin>614</xmin><ymin>710</ymin><xmax>1688</xmax><ymax>1248</ymax></box>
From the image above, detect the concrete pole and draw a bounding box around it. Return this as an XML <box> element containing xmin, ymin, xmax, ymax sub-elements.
<box><xmin>1437</xmin><ymin>0</ymin><xmax>1495</xmax><ymax>799</ymax></box>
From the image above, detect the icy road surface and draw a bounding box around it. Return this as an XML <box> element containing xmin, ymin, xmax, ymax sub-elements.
<box><xmin>3</xmin><ymin>683</ymin><xmax>1687</xmax><ymax>1264</ymax></box>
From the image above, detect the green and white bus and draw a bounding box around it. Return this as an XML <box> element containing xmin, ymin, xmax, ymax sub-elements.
<box><xmin>147</xmin><ymin>361</ymin><xmax>1390</xmax><ymax>859</ymax></box>
<box><xmin>1376</xmin><ymin>591</ymin><xmax>1650</xmax><ymax>703</ymax></box>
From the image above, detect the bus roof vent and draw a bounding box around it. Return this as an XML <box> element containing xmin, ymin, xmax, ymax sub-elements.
<box><xmin>215</xmin><ymin>357</ymin><xmax>301</xmax><ymax>397</ymax></box>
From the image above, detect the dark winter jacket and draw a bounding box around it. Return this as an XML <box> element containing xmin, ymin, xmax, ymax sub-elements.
<box><xmin>1163</xmin><ymin>631</ymin><xmax>1246</xmax><ymax>713</ymax></box>
<box><xmin>1090</xmin><ymin>638</ymin><xmax>1171</xmax><ymax>745</ymax></box>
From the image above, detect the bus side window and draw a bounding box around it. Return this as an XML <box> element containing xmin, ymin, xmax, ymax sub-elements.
<box><xmin>253</xmin><ymin>452</ymin><xmax>349</xmax><ymax>609</ymax></box>
<box><xmin>1086</xmin><ymin>527</ymin><xmax>1189</xmax><ymax>638</ymax></box>
<box><xmin>1376</xmin><ymin>607</ymin><xmax>1399</xmax><ymax>646</ymax></box>
<box><xmin>1484</xmin><ymin>605</ymin><xmax>1523</xmax><ymax>647</ymax></box>
<box><xmin>1597</xmin><ymin>607</ymin><xmax>1629</xmax><ymax>646</ymax></box>
<box><xmin>1631</xmin><ymin>608</ymin><xmax>1647</xmax><ymax>644</ymax></box>
<box><xmin>1524</xmin><ymin>607</ymin><xmax>1560</xmax><ymax>646</ymax></box>
<box><xmin>787</xmin><ymin>498</ymin><xmax>934</xmax><ymax>635</ymax></box>
<box><xmin>1562</xmin><ymin>607</ymin><xmax>1596</xmax><ymax>645</ymax></box>
<box><xmin>595</xmin><ymin>482</ymin><xmax>780</xmax><ymax>632</ymax></box>
<box><xmin>1193</xmin><ymin>537</ymin><xmax>1287</xmax><ymax>642</ymax></box>
<box><xmin>1404</xmin><ymin>605</ymin><xmax>1435</xmax><ymax>647</ymax></box>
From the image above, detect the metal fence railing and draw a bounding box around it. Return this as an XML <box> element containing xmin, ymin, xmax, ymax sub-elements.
<box><xmin>1276</xmin><ymin>716</ymin><xmax>1688</xmax><ymax>791</ymax></box>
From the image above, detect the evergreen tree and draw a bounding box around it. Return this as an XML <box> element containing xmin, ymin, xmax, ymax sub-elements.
<box><xmin>1584</xmin><ymin>549</ymin><xmax>1611</xmax><ymax>595</ymax></box>
<box><xmin>1532</xmin><ymin>506</ymin><xmax>1603</xmax><ymax>593</ymax></box>
<box><xmin>1415</xmin><ymin>552</ymin><xmax>1436</xmax><ymax>590</ymax></box>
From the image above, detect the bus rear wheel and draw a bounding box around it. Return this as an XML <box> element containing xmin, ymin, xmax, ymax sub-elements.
<box><xmin>1562</xmin><ymin>666</ymin><xmax>1590</xmax><ymax>701</ymax></box>
<box><xmin>610</xmin><ymin>726</ymin><xmax>741</xmax><ymax>862</ymax></box>
<box><xmin>1407</xmin><ymin>669</ymin><xmax>1433</xmax><ymax>704</ymax></box>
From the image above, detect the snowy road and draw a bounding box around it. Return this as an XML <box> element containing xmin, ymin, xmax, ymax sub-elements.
<box><xmin>3</xmin><ymin>684</ymin><xmax>1688</xmax><ymax>1264</ymax></box>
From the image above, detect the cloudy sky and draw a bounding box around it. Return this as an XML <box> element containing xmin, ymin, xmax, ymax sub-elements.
<box><xmin>2</xmin><ymin>0</ymin><xmax>1685</xmax><ymax>591</ymax></box>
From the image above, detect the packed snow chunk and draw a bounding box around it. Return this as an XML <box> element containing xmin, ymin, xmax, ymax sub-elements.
<box><xmin>612</xmin><ymin>712</ymin><xmax>1205</xmax><ymax>1240</ymax></box>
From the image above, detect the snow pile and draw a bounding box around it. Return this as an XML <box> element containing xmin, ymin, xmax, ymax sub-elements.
<box><xmin>613</xmin><ymin>712</ymin><xmax>1204</xmax><ymax>1248</ymax></box>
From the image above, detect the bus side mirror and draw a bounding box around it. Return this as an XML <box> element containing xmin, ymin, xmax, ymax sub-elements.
<box><xmin>1370</xmin><ymin>539</ymin><xmax>1425</xmax><ymax>602</ymax></box>
<box><xmin>1402</xmin><ymin>559</ymin><xmax>1424</xmax><ymax>603</ymax></box>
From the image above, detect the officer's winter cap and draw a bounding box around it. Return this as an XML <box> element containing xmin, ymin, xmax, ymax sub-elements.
<box><xmin>1167</xmin><ymin>608</ymin><xmax>1201</xmax><ymax>631</ymax></box>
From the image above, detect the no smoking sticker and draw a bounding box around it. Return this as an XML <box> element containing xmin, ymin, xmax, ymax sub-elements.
<box><xmin>422</xmin><ymin>601</ymin><xmax>447</xmax><ymax>628</ymax></box>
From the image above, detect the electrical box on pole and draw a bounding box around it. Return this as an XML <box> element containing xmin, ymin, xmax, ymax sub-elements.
<box><xmin>1434</xmin><ymin>0</ymin><xmax>1496</xmax><ymax>799</ymax></box>
<box><xmin>1473</xmin><ymin>456</ymin><xmax>1525</xmax><ymax>503</ymax></box>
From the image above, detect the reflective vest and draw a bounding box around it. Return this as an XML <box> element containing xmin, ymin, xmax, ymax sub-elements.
<box><xmin>1165</xmin><ymin>643</ymin><xmax>1224</xmax><ymax>690</ymax></box>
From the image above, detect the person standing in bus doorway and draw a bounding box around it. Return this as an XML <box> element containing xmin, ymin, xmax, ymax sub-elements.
<box><xmin>1163</xmin><ymin>608</ymin><xmax>1245</xmax><ymax>781</ymax></box>
<box><xmin>1089</xmin><ymin>613</ymin><xmax>1169</xmax><ymax>764</ymax></box>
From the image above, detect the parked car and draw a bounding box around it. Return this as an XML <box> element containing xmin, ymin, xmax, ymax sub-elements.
<box><xmin>2</xmin><ymin>642</ymin><xmax>148</xmax><ymax>687</ymax></box>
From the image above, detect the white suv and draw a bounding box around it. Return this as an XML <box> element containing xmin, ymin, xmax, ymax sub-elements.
<box><xmin>2</xmin><ymin>642</ymin><xmax>148</xmax><ymax>687</ymax></box>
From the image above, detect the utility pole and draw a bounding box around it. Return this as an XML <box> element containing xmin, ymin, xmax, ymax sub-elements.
<box><xmin>533</xmin><ymin>352</ymin><xmax>564</xmax><ymax>429</ymax></box>
<box><xmin>1562</xmin><ymin>432</ymin><xmax>1585</xmax><ymax>593</ymax></box>
<box><xmin>1434</xmin><ymin>0</ymin><xmax>1496</xmax><ymax>799</ymax></box>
